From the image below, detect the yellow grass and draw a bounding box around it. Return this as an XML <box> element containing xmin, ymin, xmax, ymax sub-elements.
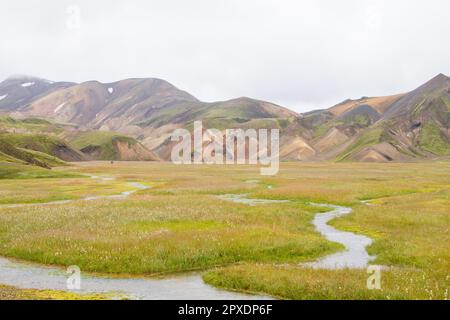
<box><xmin>0</xmin><ymin>161</ymin><xmax>449</xmax><ymax>299</ymax></box>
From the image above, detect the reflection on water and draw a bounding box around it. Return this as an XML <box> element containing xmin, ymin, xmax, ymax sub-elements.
<box><xmin>218</xmin><ymin>194</ymin><xmax>375</xmax><ymax>270</ymax></box>
<box><xmin>0</xmin><ymin>257</ymin><xmax>271</xmax><ymax>300</ymax></box>
<box><xmin>304</xmin><ymin>203</ymin><xmax>375</xmax><ymax>269</ymax></box>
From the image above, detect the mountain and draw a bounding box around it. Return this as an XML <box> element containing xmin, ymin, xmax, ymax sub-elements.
<box><xmin>0</xmin><ymin>116</ymin><xmax>158</xmax><ymax>165</ymax></box>
<box><xmin>0</xmin><ymin>139</ymin><xmax>66</xmax><ymax>168</ymax></box>
<box><xmin>0</xmin><ymin>75</ymin><xmax>74</xmax><ymax>112</ymax></box>
<box><xmin>0</xmin><ymin>73</ymin><xmax>448</xmax><ymax>163</ymax></box>
<box><xmin>4</xmin><ymin>76</ymin><xmax>297</xmax><ymax>159</ymax></box>
<box><xmin>293</xmin><ymin>73</ymin><xmax>450</xmax><ymax>161</ymax></box>
<box><xmin>64</xmin><ymin>130</ymin><xmax>159</xmax><ymax>161</ymax></box>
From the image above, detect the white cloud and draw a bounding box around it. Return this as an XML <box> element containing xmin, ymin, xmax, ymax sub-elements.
<box><xmin>0</xmin><ymin>0</ymin><xmax>449</xmax><ymax>112</ymax></box>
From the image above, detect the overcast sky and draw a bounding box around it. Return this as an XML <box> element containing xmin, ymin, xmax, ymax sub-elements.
<box><xmin>1</xmin><ymin>0</ymin><xmax>449</xmax><ymax>112</ymax></box>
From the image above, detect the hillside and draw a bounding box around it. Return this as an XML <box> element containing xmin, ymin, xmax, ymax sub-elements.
<box><xmin>0</xmin><ymin>115</ymin><xmax>158</xmax><ymax>164</ymax></box>
<box><xmin>286</xmin><ymin>74</ymin><xmax>450</xmax><ymax>162</ymax></box>
<box><xmin>0</xmin><ymin>73</ymin><xmax>448</xmax><ymax>162</ymax></box>
<box><xmin>0</xmin><ymin>138</ymin><xmax>66</xmax><ymax>168</ymax></box>
<box><xmin>0</xmin><ymin>76</ymin><xmax>74</xmax><ymax>112</ymax></box>
<box><xmin>3</xmin><ymin>76</ymin><xmax>297</xmax><ymax>159</ymax></box>
<box><xmin>334</xmin><ymin>74</ymin><xmax>450</xmax><ymax>161</ymax></box>
<box><xmin>65</xmin><ymin>131</ymin><xmax>159</xmax><ymax>161</ymax></box>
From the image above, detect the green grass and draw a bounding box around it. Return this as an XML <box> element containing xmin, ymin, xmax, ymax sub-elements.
<box><xmin>0</xmin><ymin>163</ymin><xmax>79</xmax><ymax>179</ymax></box>
<box><xmin>205</xmin><ymin>186</ymin><xmax>450</xmax><ymax>300</ymax></box>
<box><xmin>0</xmin><ymin>132</ymin><xmax>78</xmax><ymax>167</ymax></box>
<box><xmin>0</xmin><ymin>133</ymin><xmax>61</xmax><ymax>154</ymax></box>
<box><xmin>135</xmin><ymin>102</ymin><xmax>203</xmax><ymax>128</ymax></box>
<box><xmin>0</xmin><ymin>162</ymin><xmax>448</xmax><ymax>299</ymax></box>
<box><xmin>185</xmin><ymin>117</ymin><xmax>287</xmax><ymax>132</ymax></box>
<box><xmin>0</xmin><ymin>284</ymin><xmax>110</xmax><ymax>300</ymax></box>
<box><xmin>124</xmin><ymin>220</ymin><xmax>228</xmax><ymax>232</ymax></box>
<box><xmin>203</xmin><ymin>99</ymin><xmax>274</xmax><ymax>120</ymax></box>
<box><xmin>413</xmin><ymin>98</ymin><xmax>427</xmax><ymax>116</ymax></box>
<box><xmin>0</xmin><ymin>193</ymin><xmax>339</xmax><ymax>273</ymax></box>
<box><xmin>418</xmin><ymin>122</ymin><xmax>450</xmax><ymax>156</ymax></box>
<box><xmin>312</xmin><ymin>124</ymin><xmax>331</xmax><ymax>139</ymax></box>
<box><xmin>353</xmin><ymin>114</ymin><xmax>371</xmax><ymax>126</ymax></box>
<box><xmin>70</xmin><ymin>131</ymin><xmax>137</xmax><ymax>160</ymax></box>
<box><xmin>0</xmin><ymin>168</ymin><xmax>135</xmax><ymax>204</ymax></box>
<box><xmin>0</xmin><ymin>140</ymin><xmax>60</xmax><ymax>168</ymax></box>
<box><xmin>203</xmin><ymin>264</ymin><xmax>448</xmax><ymax>300</ymax></box>
<box><xmin>336</xmin><ymin>128</ymin><xmax>383</xmax><ymax>161</ymax></box>
<box><xmin>442</xmin><ymin>96</ymin><xmax>450</xmax><ymax>112</ymax></box>
<box><xmin>136</xmin><ymin>98</ymin><xmax>292</xmax><ymax>131</ymax></box>
<box><xmin>0</xmin><ymin>151</ymin><xmax>22</xmax><ymax>163</ymax></box>
<box><xmin>16</xmin><ymin>148</ymin><xmax>67</xmax><ymax>167</ymax></box>
<box><xmin>0</xmin><ymin>116</ymin><xmax>60</xmax><ymax>134</ymax></box>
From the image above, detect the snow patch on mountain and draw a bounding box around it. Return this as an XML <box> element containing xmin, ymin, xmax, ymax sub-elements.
<box><xmin>54</xmin><ymin>102</ymin><xmax>67</xmax><ymax>113</ymax></box>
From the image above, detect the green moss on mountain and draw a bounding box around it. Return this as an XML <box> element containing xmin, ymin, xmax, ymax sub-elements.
<box><xmin>441</xmin><ymin>96</ymin><xmax>450</xmax><ymax>112</ymax></box>
<box><xmin>16</xmin><ymin>148</ymin><xmax>67</xmax><ymax>167</ymax></box>
<box><xmin>336</xmin><ymin>128</ymin><xmax>384</xmax><ymax>161</ymax></box>
<box><xmin>0</xmin><ymin>116</ymin><xmax>62</xmax><ymax>134</ymax></box>
<box><xmin>1</xmin><ymin>133</ymin><xmax>63</xmax><ymax>154</ymax></box>
<box><xmin>0</xmin><ymin>140</ymin><xmax>52</xmax><ymax>168</ymax></box>
<box><xmin>70</xmin><ymin>131</ymin><xmax>142</xmax><ymax>160</ymax></box>
<box><xmin>418</xmin><ymin>122</ymin><xmax>450</xmax><ymax>156</ymax></box>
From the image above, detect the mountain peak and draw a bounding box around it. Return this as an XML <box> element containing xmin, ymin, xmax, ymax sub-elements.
<box><xmin>423</xmin><ymin>73</ymin><xmax>449</xmax><ymax>86</ymax></box>
<box><xmin>434</xmin><ymin>72</ymin><xmax>448</xmax><ymax>79</ymax></box>
<box><xmin>413</xmin><ymin>73</ymin><xmax>449</xmax><ymax>94</ymax></box>
<box><xmin>5</xmin><ymin>74</ymin><xmax>52</xmax><ymax>83</ymax></box>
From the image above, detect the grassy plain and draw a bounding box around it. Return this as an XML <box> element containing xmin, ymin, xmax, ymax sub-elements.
<box><xmin>0</xmin><ymin>161</ymin><xmax>448</xmax><ymax>299</ymax></box>
<box><xmin>0</xmin><ymin>284</ymin><xmax>109</xmax><ymax>300</ymax></box>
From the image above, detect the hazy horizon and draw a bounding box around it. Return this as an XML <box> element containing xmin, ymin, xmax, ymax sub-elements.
<box><xmin>1</xmin><ymin>0</ymin><xmax>449</xmax><ymax>112</ymax></box>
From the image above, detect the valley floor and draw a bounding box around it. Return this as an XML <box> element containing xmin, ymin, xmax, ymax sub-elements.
<box><xmin>0</xmin><ymin>161</ymin><xmax>449</xmax><ymax>299</ymax></box>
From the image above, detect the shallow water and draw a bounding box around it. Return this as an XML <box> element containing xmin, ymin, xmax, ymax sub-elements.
<box><xmin>0</xmin><ymin>179</ymin><xmax>150</xmax><ymax>208</ymax></box>
<box><xmin>0</xmin><ymin>181</ymin><xmax>270</xmax><ymax>300</ymax></box>
<box><xmin>304</xmin><ymin>203</ymin><xmax>375</xmax><ymax>269</ymax></box>
<box><xmin>218</xmin><ymin>195</ymin><xmax>375</xmax><ymax>269</ymax></box>
<box><xmin>0</xmin><ymin>257</ymin><xmax>270</xmax><ymax>300</ymax></box>
<box><xmin>217</xmin><ymin>194</ymin><xmax>289</xmax><ymax>206</ymax></box>
<box><xmin>0</xmin><ymin>185</ymin><xmax>374</xmax><ymax>299</ymax></box>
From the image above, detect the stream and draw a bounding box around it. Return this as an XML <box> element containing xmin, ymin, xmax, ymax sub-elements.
<box><xmin>217</xmin><ymin>195</ymin><xmax>375</xmax><ymax>269</ymax></box>
<box><xmin>0</xmin><ymin>184</ymin><xmax>374</xmax><ymax>299</ymax></box>
<box><xmin>0</xmin><ymin>178</ymin><xmax>270</xmax><ymax>300</ymax></box>
<box><xmin>304</xmin><ymin>203</ymin><xmax>375</xmax><ymax>269</ymax></box>
<box><xmin>0</xmin><ymin>257</ymin><xmax>268</xmax><ymax>300</ymax></box>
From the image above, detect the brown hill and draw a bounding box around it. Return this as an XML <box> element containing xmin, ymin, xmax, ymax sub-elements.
<box><xmin>1</xmin><ymin>73</ymin><xmax>448</xmax><ymax>163</ymax></box>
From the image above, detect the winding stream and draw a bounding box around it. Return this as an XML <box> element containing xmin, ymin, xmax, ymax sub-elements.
<box><xmin>304</xmin><ymin>203</ymin><xmax>375</xmax><ymax>269</ymax></box>
<box><xmin>0</xmin><ymin>177</ymin><xmax>270</xmax><ymax>300</ymax></box>
<box><xmin>0</xmin><ymin>258</ymin><xmax>268</xmax><ymax>300</ymax></box>
<box><xmin>218</xmin><ymin>195</ymin><xmax>375</xmax><ymax>269</ymax></box>
<box><xmin>0</xmin><ymin>183</ymin><xmax>374</xmax><ymax>299</ymax></box>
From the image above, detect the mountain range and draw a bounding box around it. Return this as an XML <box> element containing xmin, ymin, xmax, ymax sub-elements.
<box><xmin>0</xmin><ymin>73</ymin><xmax>449</xmax><ymax>166</ymax></box>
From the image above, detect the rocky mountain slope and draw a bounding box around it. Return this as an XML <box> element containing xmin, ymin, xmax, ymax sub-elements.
<box><xmin>0</xmin><ymin>116</ymin><xmax>157</xmax><ymax>165</ymax></box>
<box><xmin>63</xmin><ymin>130</ymin><xmax>159</xmax><ymax>161</ymax></box>
<box><xmin>0</xmin><ymin>73</ymin><xmax>448</xmax><ymax>163</ymax></box>
<box><xmin>282</xmin><ymin>74</ymin><xmax>449</xmax><ymax>162</ymax></box>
